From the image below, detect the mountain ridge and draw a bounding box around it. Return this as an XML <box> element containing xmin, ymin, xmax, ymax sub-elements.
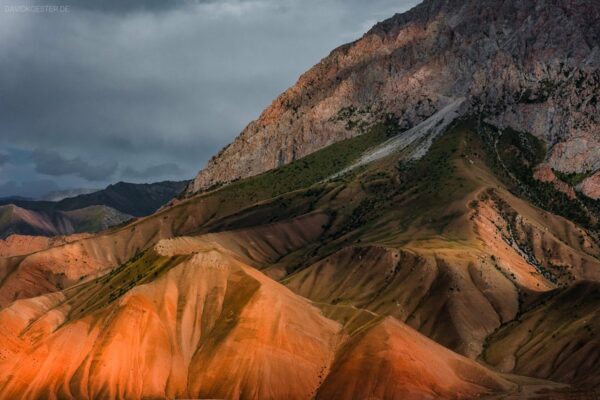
<box><xmin>0</xmin><ymin>180</ymin><xmax>189</xmax><ymax>217</ymax></box>
<box><xmin>188</xmin><ymin>0</ymin><xmax>600</xmax><ymax>195</ymax></box>
<box><xmin>0</xmin><ymin>203</ymin><xmax>131</xmax><ymax>239</ymax></box>
<box><xmin>0</xmin><ymin>180</ymin><xmax>189</xmax><ymax>238</ymax></box>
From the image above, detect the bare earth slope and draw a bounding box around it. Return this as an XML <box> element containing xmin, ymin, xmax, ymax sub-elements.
<box><xmin>0</xmin><ymin>238</ymin><xmax>515</xmax><ymax>400</ymax></box>
<box><xmin>0</xmin><ymin>249</ymin><xmax>341</xmax><ymax>399</ymax></box>
<box><xmin>484</xmin><ymin>281</ymin><xmax>600</xmax><ymax>388</ymax></box>
<box><xmin>0</xmin><ymin>233</ymin><xmax>91</xmax><ymax>258</ymax></box>
<box><xmin>317</xmin><ymin>317</ymin><xmax>513</xmax><ymax>400</ymax></box>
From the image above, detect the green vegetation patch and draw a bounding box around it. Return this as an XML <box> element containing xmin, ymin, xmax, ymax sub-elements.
<box><xmin>279</xmin><ymin>122</ymin><xmax>484</xmax><ymax>274</ymax></box>
<box><xmin>226</xmin><ymin>123</ymin><xmax>392</xmax><ymax>196</ymax></box>
<box><xmin>0</xmin><ymin>207</ymin><xmax>12</xmax><ymax>232</ymax></box>
<box><xmin>65</xmin><ymin>250</ymin><xmax>188</xmax><ymax>320</ymax></box>
<box><xmin>554</xmin><ymin>170</ymin><xmax>594</xmax><ymax>187</ymax></box>
<box><xmin>194</xmin><ymin>122</ymin><xmax>397</xmax><ymax>218</ymax></box>
<box><xmin>319</xmin><ymin>122</ymin><xmax>479</xmax><ymax>246</ymax></box>
<box><xmin>481</xmin><ymin>123</ymin><xmax>600</xmax><ymax>230</ymax></box>
<box><xmin>71</xmin><ymin>208</ymin><xmax>107</xmax><ymax>233</ymax></box>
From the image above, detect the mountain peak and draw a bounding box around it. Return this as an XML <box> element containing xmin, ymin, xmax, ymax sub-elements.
<box><xmin>188</xmin><ymin>0</ymin><xmax>600</xmax><ymax>194</ymax></box>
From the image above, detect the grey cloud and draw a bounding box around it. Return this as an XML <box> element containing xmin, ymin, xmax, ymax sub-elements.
<box><xmin>0</xmin><ymin>153</ymin><xmax>8</xmax><ymax>166</ymax></box>
<box><xmin>12</xmin><ymin>0</ymin><xmax>261</xmax><ymax>15</ymax></box>
<box><xmin>33</xmin><ymin>149</ymin><xmax>118</xmax><ymax>181</ymax></box>
<box><xmin>0</xmin><ymin>179</ymin><xmax>59</xmax><ymax>199</ymax></box>
<box><xmin>12</xmin><ymin>0</ymin><xmax>190</xmax><ymax>14</ymax></box>
<box><xmin>71</xmin><ymin>0</ymin><xmax>185</xmax><ymax>13</ymax></box>
<box><xmin>0</xmin><ymin>0</ymin><xmax>419</xmax><ymax>192</ymax></box>
<box><xmin>122</xmin><ymin>163</ymin><xmax>184</xmax><ymax>180</ymax></box>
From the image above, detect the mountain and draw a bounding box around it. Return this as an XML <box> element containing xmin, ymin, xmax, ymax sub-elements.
<box><xmin>0</xmin><ymin>180</ymin><xmax>189</xmax><ymax>217</ymax></box>
<box><xmin>0</xmin><ymin>196</ymin><xmax>32</xmax><ymax>202</ymax></box>
<box><xmin>53</xmin><ymin>180</ymin><xmax>189</xmax><ymax>216</ymax></box>
<box><xmin>188</xmin><ymin>0</ymin><xmax>600</xmax><ymax>196</ymax></box>
<box><xmin>0</xmin><ymin>180</ymin><xmax>189</xmax><ymax>238</ymax></box>
<box><xmin>1</xmin><ymin>120</ymin><xmax>598</xmax><ymax>398</ymax></box>
<box><xmin>1</xmin><ymin>0</ymin><xmax>600</xmax><ymax>398</ymax></box>
<box><xmin>0</xmin><ymin>204</ymin><xmax>131</xmax><ymax>239</ymax></box>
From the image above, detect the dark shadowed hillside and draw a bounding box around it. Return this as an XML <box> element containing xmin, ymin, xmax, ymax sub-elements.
<box><xmin>0</xmin><ymin>181</ymin><xmax>188</xmax><ymax>238</ymax></box>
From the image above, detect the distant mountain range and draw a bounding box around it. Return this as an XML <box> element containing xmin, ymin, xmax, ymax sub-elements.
<box><xmin>0</xmin><ymin>196</ymin><xmax>33</xmax><ymax>202</ymax></box>
<box><xmin>0</xmin><ymin>204</ymin><xmax>131</xmax><ymax>239</ymax></box>
<box><xmin>0</xmin><ymin>180</ymin><xmax>188</xmax><ymax>238</ymax></box>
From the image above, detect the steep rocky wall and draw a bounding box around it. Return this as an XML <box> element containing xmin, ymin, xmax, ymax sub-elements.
<box><xmin>189</xmin><ymin>0</ymin><xmax>600</xmax><ymax>193</ymax></box>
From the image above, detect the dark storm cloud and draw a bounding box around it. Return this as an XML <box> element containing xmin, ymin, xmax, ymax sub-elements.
<box><xmin>0</xmin><ymin>179</ymin><xmax>59</xmax><ymax>199</ymax></box>
<box><xmin>122</xmin><ymin>163</ymin><xmax>184</xmax><ymax>180</ymax></box>
<box><xmin>66</xmin><ymin>0</ymin><xmax>185</xmax><ymax>13</ymax></box>
<box><xmin>33</xmin><ymin>149</ymin><xmax>118</xmax><ymax>181</ymax></box>
<box><xmin>10</xmin><ymin>0</ymin><xmax>189</xmax><ymax>13</ymax></box>
<box><xmin>0</xmin><ymin>0</ymin><xmax>420</xmax><ymax>193</ymax></box>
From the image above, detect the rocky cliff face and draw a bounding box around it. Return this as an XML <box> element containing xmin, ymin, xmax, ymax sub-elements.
<box><xmin>189</xmin><ymin>0</ymin><xmax>600</xmax><ymax>194</ymax></box>
<box><xmin>580</xmin><ymin>171</ymin><xmax>600</xmax><ymax>199</ymax></box>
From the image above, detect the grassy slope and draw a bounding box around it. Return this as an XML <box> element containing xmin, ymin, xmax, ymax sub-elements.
<box><xmin>174</xmin><ymin>122</ymin><xmax>398</xmax><ymax>237</ymax></box>
<box><xmin>0</xmin><ymin>207</ymin><xmax>12</xmax><ymax>234</ymax></box>
<box><xmin>191</xmin><ymin>118</ymin><xmax>600</xmax><ymax>280</ymax></box>
<box><xmin>64</xmin><ymin>250</ymin><xmax>188</xmax><ymax>320</ymax></box>
<box><xmin>199</xmin><ymin>122</ymin><xmax>393</xmax><ymax>204</ymax></box>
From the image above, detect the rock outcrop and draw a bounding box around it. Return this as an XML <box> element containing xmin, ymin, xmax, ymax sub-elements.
<box><xmin>580</xmin><ymin>171</ymin><xmax>600</xmax><ymax>199</ymax></box>
<box><xmin>189</xmin><ymin>0</ymin><xmax>600</xmax><ymax>194</ymax></box>
<box><xmin>533</xmin><ymin>164</ymin><xmax>577</xmax><ymax>199</ymax></box>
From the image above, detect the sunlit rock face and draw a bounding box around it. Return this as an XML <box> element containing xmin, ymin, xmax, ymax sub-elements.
<box><xmin>189</xmin><ymin>0</ymin><xmax>600</xmax><ymax>193</ymax></box>
<box><xmin>580</xmin><ymin>171</ymin><xmax>600</xmax><ymax>199</ymax></box>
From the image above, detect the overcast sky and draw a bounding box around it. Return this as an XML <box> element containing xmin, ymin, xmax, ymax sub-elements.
<box><xmin>0</xmin><ymin>0</ymin><xmax>419</xmax><ymax>198</ymax></box>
